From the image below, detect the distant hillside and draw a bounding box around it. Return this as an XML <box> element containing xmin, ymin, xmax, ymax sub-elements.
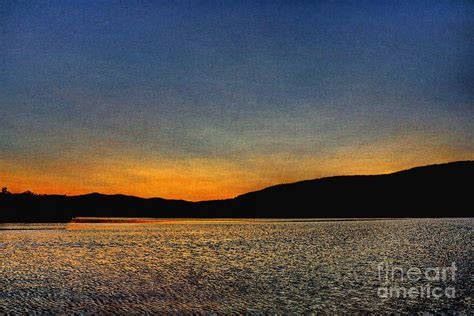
<box><xmin>225</xmin><ymin>161</ymin><xmax>473</xmax><ymax>218</ymax></box>
<box><xmin>0</xmin><ymin>161</ymin><xmax>472</xmax><ymax>222</ymax></box>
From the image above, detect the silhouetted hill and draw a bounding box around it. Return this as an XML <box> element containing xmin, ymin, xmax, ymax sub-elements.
<box><xmin>0</xmin><ymin>161</ymin><xmax>472</xmax><ymax>222</ymax></box>
<box><xmin>226</xmin><ymin>161</ymin><xmax>473</xmax><ymax>218</ymax></box>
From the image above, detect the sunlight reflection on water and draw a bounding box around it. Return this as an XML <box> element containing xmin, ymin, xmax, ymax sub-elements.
<box><xmin>1</xmin><ymin>218</ymin><xmax>472</xmax><ymax>313</ymax></box>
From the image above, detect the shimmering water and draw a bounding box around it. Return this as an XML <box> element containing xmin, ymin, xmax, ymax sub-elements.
<box><xmin>1</xmin><ymin>219</ymin><xmax>472</xmax><ymax>313</ymax></box>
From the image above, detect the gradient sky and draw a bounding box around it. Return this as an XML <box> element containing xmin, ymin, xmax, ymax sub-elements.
<box><xmin>1</xmin><ymin>0</ymin><xmax>473</xmax><ymax>200</ymax></box>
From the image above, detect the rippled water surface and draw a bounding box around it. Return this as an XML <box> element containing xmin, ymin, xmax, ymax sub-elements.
<box><xmin>1</xmin><ymin>218</ymin><xmax>472</xmax><ymax>313</ymax></box>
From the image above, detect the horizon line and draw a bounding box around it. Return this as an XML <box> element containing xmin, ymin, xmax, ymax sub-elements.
<box><xmin>4</xmin><ymin>160</ymin><xmax>472</xmax><ymax>203</ymax></box>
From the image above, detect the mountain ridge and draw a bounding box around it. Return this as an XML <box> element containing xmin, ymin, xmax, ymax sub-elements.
<box><xmin>1</xmin><ymin>160</ymin><xmax>472</xmax><ymax>222</ymax></box>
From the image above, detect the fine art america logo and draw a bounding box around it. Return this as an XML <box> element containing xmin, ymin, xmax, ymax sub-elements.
<box><xmin>377</xmin><ymin>262</ymin><xmax>457</xmax><ymax>299</ymax></box>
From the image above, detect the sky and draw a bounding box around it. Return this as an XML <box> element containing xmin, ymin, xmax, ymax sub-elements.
<box><xmin>1</xmin><ymin>0</ymin><xmax>473</xmax><ymax>201</ymax></box>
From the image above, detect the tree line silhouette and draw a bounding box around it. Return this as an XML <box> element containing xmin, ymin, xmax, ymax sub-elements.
<box><xmin>1</xmin><ymin>161</ymin><xmax>472</xmax><ymax>222</ymax></box>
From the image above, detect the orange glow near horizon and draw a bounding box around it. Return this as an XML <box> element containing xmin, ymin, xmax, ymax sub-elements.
<box><xmin>3</xmin><ymin>134</ymin><xmax>472</xmax><ymax>201</ymax></box>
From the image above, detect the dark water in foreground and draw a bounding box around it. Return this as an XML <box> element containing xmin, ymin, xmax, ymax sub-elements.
<box><xmin>1</xmin><ymin>218</ymin><xmax>472</xmax><ymax>313</ymax></box>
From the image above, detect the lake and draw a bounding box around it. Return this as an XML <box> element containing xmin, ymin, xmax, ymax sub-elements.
<box><xmin>1</xmin><ymin>218</ymin><xmax>472</xmax><ymax>313</ymax></box>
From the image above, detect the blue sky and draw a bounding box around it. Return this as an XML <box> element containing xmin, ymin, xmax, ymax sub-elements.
<box><xmin>1</xmin><ymin>0</ymin><xmax>473</xmax><ymax>200</ymax></box>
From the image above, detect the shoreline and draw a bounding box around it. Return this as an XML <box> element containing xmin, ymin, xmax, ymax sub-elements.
<box><xmin>1</xmin><ymin>217</ymin><xmax>472</xmax><ymax>227</ymax></box>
